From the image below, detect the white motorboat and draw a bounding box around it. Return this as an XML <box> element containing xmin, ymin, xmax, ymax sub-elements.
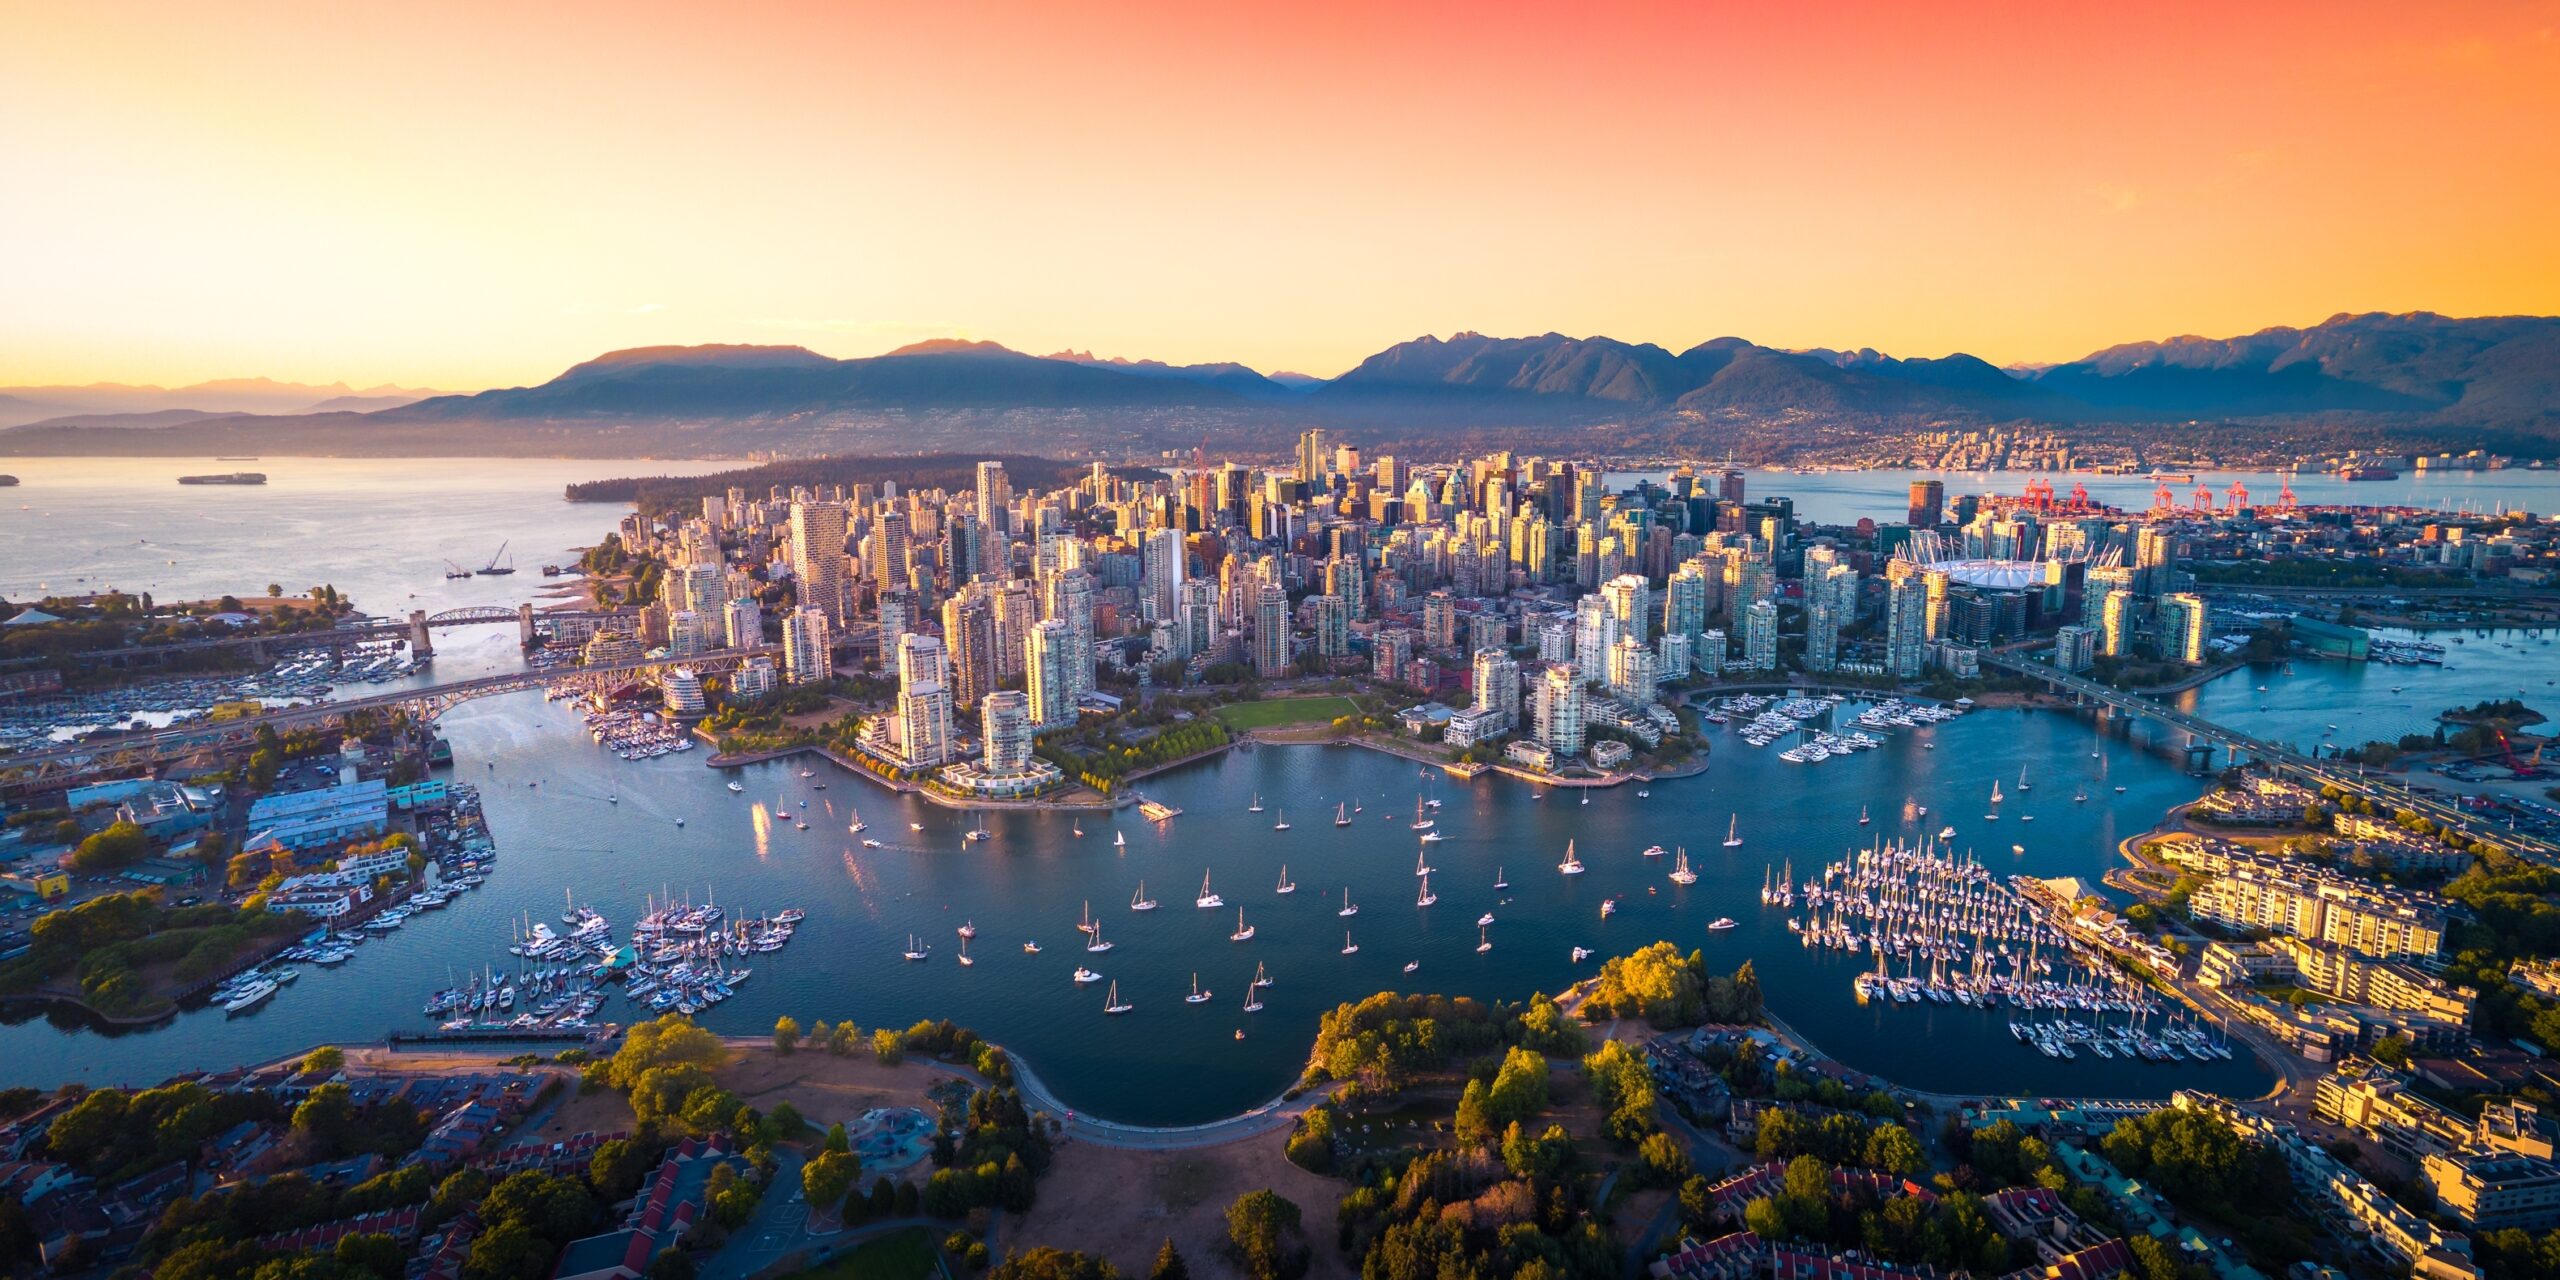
<box><xmin>1073</xmin><ymin>966</ymin><xmax>1101</xmax><ymax>983</ymax></box>
<box><xmin>1708</xmin><ymin>917</ymin><xmax>1738</xmax><ymax>931</ymax></box>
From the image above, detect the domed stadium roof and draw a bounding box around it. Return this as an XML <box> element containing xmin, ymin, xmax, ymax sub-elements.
<box><xmin>1935</xmin><ymin>559</ymin><xmax>2053</xmax><ymax>591</ymax></box>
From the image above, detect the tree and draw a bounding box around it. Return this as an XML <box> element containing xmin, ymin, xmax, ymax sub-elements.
<box><xmin>606</xmin><ymin>1015</ymin><xmax>728</xmax><ymax>1089</ymax></box>
<box><xmin>69</xmin><ymin>820</ymin><xmax>151</xmax><ymax>871</ymax></box>
<box><xmin>1637</xmin><ymin>1131</ymin><xmax>1692</xmax><ymax>1187</ymax></box>
<box><xmin>646</xmin><ymin>1250</ymin><xmax>696</xmax><ymax>1280</ymax></box>
<box><xmin>1224</xmin><ymin>1189</ymin><xmax>1303</xmax><ymax>1280</ymax></box>
<box><xmin>2370</xmin><ymin>1034</ymin><xmax>2412</xmax><ymax>1066</ymax></box>
<box><xmin>988</xmin><ymin>1247</ymin><xmax>1122</xmax><ymax>1280</ymax></box>
<box><xmin>1148</xmin><ymin>1238</ymin><xmax>1189</xmax><ymax>1280</ymax></box>
<box><xmin>335</xmin><ymin>1232</ymin><xmax>406</xmax><ymax>1280</ymax></box>
<box><xmin>590</xmin><ymin>1139</ymin><xmax>651</xmax><ymax>1201</ymax></box>
<box><xmin>774</xmin><ymin>1016</ymin><xmax>803</xmax><ymax>1054</ymax></box>
<box><xmin>874</xmin><ymin>1027</ymin><xmax>907</xmax><ymax>1064</ymax></box>
<box><xmin>802</xmin><ymin>1150</ymin><xmax>861</xmax><ymax>1209</ymax></box>
<box><xmin>1454</xmin><ymin>1078</ymin><xmax>1497</xmax><ymax>1146</ymax></box>
<box><xmin>301</xmin><ymin>1046</ymin><xmax>345</xmax><ymax>1076</ymax></box>
<box><xmin>1864</xmin><ymin>1123</ymin><xmax>1925</xmax><ymax>1176</ymax></box>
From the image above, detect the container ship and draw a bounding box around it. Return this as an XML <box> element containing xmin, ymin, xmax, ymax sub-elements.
<box><xmin>177</xmin><ymin>472</ymin><xmax>268</xmax><ymax>485</ymax></box>
<box><xmin>2338</xmin><ymin>465</ymin><xmax>2399</xmax><ymax>481</ymax></box>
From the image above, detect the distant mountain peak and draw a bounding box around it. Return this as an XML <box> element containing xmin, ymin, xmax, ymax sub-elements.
<box><xmin>882</xmin><ymin>338</ymin><xmax>1023</xmax><ymax>358</ymax></box>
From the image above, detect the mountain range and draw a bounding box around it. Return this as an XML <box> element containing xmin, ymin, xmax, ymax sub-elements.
<box><xmin>3</xmin><ymin>312</ymin><xmax>2553</xmax><ymax>456</ymax></box>
<box><xmin>0</xmin><ymin>377</ymin><xmax>444</xmax><ymax>430</ymax></box>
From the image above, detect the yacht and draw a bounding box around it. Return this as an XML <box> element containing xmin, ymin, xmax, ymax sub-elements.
<box><xmin>1858</xmin><ymin>805</ymin><xmax>1869</xmax><ymax>826</ymax></box>
<box><xmin>1335</xmin><ymin>802</ymin><xmax>1351</xmax><ymax>827</ymax></box>
<box><xmin>1195</xmin><ymin>871</ymin><xmax>1224</xmax><ymax>909</ymax></box>
<box><xmin>1599</xmin><ymin>899</ymin><xmax>1616</xmax><ymax>918</ymax></box>
<box><xmin>1641</xmin><ymin>844</ymin><xmax>1666</xmax><ymax>858</ymax></box>
<box><xmin>957</xmin><ymin>937</ymin><xmax>973</xmax><ymax>967</ymax></box>
<box><xmin>1670</xmin><ymin>848</ymin><xmax>1697</xmax><ymax>885</ymax></box>
<box><xmin>1414</xmin><ymin>849</ymin><xmax>1434</xmax><ymax>877</ymax></box>
<box><xmin>1103</xmin><ymin>981</ymin><xmax>1133</xmax><ymax>1015</ymax></box>
<box><xmin>1723</xmin><ymin>815</ymin><xmax>1743</xmax><ymax>848</ymax></box>
<box><xmin>957</xmin><ymin>920</ymin><xmax>977</xmax><ymax>939</ymax></box>
<box><xmin>1024</xmin><ymin>940</ymin><xmax>1042</xmax><ymax>954</ymax></box>
<box><xmin>1571</xmin><ymin>946</ymin><xmax>1593</xmax><ymax>962</ymax></box>
<box><xmin>1186</xmin><ymin>973</ymin><xmax>1212</xmax><ymax>1004</ymax></box>
<box><xmin>1114</xmin><ymin>830</ymin><xmax>1126</xmax><ymax>848</ymax></box>
<box><xmin>1340</xmin><ymin>930</ymin><xmax>1359</xmax><ymax>955</ymax></box>
<box><xmin>1409</xmin><ymin>797</ymin><xmax>1434</xmax><ymax>831</ymax></box>
<box><xmin>902</xmin><ymin>935</ymin><xmax>930</xmax><ymax>961</ymax></box>
<box><xmin>1339</xmin><ymin>888</ymin><xmax>1359</xmax><ymax>917</ymax></box>
<box><xmin>1493</xmin><ymin>868</ymin><xmax>1509</xmax><ymax>891</ymax></box>
<box><xmin>1131</xmin><ymin>883</ymin><xmax>1158</xmax><ymax>911</ymax></box>
<box><xmin>1230</xmin><ymin>907</ymin><xmax>1255</xmax><ymax>941</ymax></box>
<box><xmin>1275</xmin><ymin>865</ymin><xmax>1296</xmax><ymax>894</ymax></box>
<box><xmin>1073</xmin><ymin>966</ymin><xmax>1101</xmax><ymax>983</ymax></box>
<box><xmin>1558</xmin><ymin>839</ymin><xmax>1585</xmax><ymax>875</ymax></box>
<box><xmin>1403</xmin><ymin>960</ymin><xmax>1419</xmax><ymax>973</ymax></box>
<box><xmin>1416</xmin><ymin>874</ymin><xmax>1437</xmax><ymax>907</ymax></box>
<box><xmin>1086</xmin><ymin>921</ymin><xmax>1114</xmax><ymax>953</ymax></box>
<box><xmin>1939</xmin><ymin>824</ymin><xmax>1957</xmax><ymax>839</ymax></box>
<box><xmin>1249</xmin><ymin>793</ymin><xmax>1264</xmax><ymax>813</ymax></box>
<box><xmin>1421</xmin><ymin>829</ymin><xmax>1444</xmax><ymax>843</ymax></box>
<box><xmin>1476</xmin><ymin>924</ymin><xmax>1492</xmax><ymax>954</ymax></box>
<box><xmin>727</xmin><ymin>781</ymin><xmax>745</xmax><ymax>793</ymax></box>
<box><xmin>1708</xmin><ymin>917</ymin><xmax>1739</xmax><ymax>931</ymax></box>
<box><xmin>1477</xmin><ymin>911</ymin><xmax>1496</xmax><ymax>927</ymax></box>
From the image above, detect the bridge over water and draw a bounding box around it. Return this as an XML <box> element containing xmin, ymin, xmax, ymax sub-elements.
<box><xmin>0</xmin><ymin>605</ymin><xmax>645</xmax><ymax>674</ymax></box>
<box><xmin>1980</xmin><ymin>649</ymin><xmax>2559</xmax><ymax>865</ymax></box>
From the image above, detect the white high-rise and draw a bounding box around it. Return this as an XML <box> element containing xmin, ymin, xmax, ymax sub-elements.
<box><xmin>781</xmin><ymin>605</ymin><xmax>833</xmax><ymax>685</ymax></box>
<box><xmin>1026</xmin><ymin>618</ymin><xmax>1078</xmax><ymax>729</ymax></box>
<box><xmin>895</xmin><ymin>633</ymin><xmax>954</xmax><ymax>768</ymax></box>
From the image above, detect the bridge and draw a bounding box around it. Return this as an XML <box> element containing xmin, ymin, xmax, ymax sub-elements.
<box><xmin>0</xmin><ymin>647</ymin><xmax>775</xmax><ymax>791</ymax></box>
<box><xmin>1980</xmin><ymin>649</ymin><xmax>2560</xmax><ymax>865</ymax></box>
<box><xmin>0</xmin><ymin>605</ymin><xmax>645</xmax><ymax>673</ymax></box>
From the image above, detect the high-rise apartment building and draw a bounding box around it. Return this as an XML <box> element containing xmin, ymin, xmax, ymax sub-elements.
<box><xmin>790</xmin><ymin>501</ymin><xmax>850</xmax><ymax>625</ymax></box>
<box><xmin>1471</xmin><ymin>648</ymin><xmax>1520</xmax><ymax>730</ymax></box>
<box><xmin>1534</xmin><ymin>664</ymin><xmax>1585</xmax><ymax>757</ymax></box>
<box><xmin>1253</xmin><ymin>584</ymin><xmax>1292</xmax><ymax>677</ymax></box>
<box><xmin>781</xmin><ymin>605</ymin><xmax>833</xmax><ymax>685</ymax></box>
<box><xmin>1025</xmin><ymin>619</ymin><xmax>1077</xmax><ymax>729</ymax></box>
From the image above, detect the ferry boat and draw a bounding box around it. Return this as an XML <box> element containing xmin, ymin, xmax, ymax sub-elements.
<box><xmin>1230</xmin><ymin>908</ymin><xmax>1255</xmax><ymax>942</ymax></box>
<box><xmin>1558</xmin><ymin>840</ymin><xmax>1585</xmax><ymax>875</ymax></box>
<box><xmin>1195</xmin><ymin>871</ymin><xmax>1224</xmax><ymax>909</ymax></box>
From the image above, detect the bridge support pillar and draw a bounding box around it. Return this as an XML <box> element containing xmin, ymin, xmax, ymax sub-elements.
<box><xmin>518</xmin><ymin>603</ymin><xmax>537</xmax><ymax>649</ymax></box>
<box><xmin>2184</xmin><ymin>742</ymin><xmax>2217</xmax><ymax>772</ymax></box>
<box><xmin>408</xmin><ymin>610</ymin><xmax>434</xmax><ymax>658</ymax></box>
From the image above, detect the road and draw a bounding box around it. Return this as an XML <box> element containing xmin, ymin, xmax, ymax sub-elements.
<box><xmin>1</xmin><ymin>647</ymin><xmax>775</xmax><ymax>773</ymax></box>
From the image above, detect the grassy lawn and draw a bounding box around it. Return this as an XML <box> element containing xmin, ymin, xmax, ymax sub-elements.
<box><xmin>1212</xmin><ymin>696</ymin><xmax>1361</xmax><ymax>730</ymax></box>
<box><xmin>789</xmin><ymin>1227</ymin><xmax>937</xmax><ymax>1280</ymax></box>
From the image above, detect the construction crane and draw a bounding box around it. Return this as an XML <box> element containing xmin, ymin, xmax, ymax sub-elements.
<box><xmin>2277</xmin><ymin>467</ymin><xmax>2298</xmax><ymax>512</ymax></box>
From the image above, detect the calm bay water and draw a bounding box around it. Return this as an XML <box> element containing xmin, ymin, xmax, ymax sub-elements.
<box><xmin>11</xmin><ymin>460</ymin><xmax>2560</xmax><ymax>1121</ymax></box>
<box><xmin>1609</xmin><ymin>465</ymin><xmax>2560</xmax><ymax>524</ymax></box>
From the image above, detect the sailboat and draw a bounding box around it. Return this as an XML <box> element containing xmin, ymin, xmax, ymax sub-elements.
<box><xmin>1086</xmin><ymin>921</ymin><xmax>1114</xmax><ymax>953</ymax></box>
<box><xmin>1494</xmin><ymin>867</ymin><xmax>1510</xmax><ymax>890</ymax></box>
<box><xmin>1231</xmin><ymin>907</ymin><xmax>1255</xmax><ymax>942</ymax></box>
<box><xmin>1249</xmin><ymin>793</ymin><xmax>1264</xmax><ymax>813</ymax></box>
<box><xmin>1476</xmin><ymin>923</ymin><xmax>1492</xmax><ymax>953</ymax></box>
<box><xmin>1243</xmin><ymin>973</ymin><xmax>1265</xmax><ymax>1013</ymax></box>
<box><xmin>902</xmin><ymin>934</ymin><xmax>930</xmax><ymax>962</ymax></box>
<box><xmin>1416</xmin><ymin>873</ymin><xmax>1437</xmax><ymax>907</ymax></box>
<box><xmin>1114</xmin><ymin>830</ymin><xmax>1126</xmax><ymax>848</ymax></box>
<box><xmin>1196</xmin><ymin>871</ymin><xmax>1224</xmax><ymax>909</ymax></box>
<box><xmin>1340</xmin><ymin>929</ymin><xmax>1359</xmax><ymax>955</ymax></box>
<box><xmin>1186</xmin><ymin>973</ymin><xmax>1211</xmax><ymax>1003</ymax></box>
<box><xmin>957</xmin><ymin>936</ymin><xmax>973</xmax><ymax>967</ymax></box>
<box><xmin>849</xmin><ymin>810</ymin><xmax>867</xmax><ymax>834</ymax></box>
<box><xmin>1272</xmin><ymin>808</ymin><xmax>1291</xmax><ymax>831</ymax></box>
<box><xmin>1669</xmin><ymin>847</ymin><xmax>1697</xmax><ymax>885</ymax></box>
<box><xmin>1275</xmin><ymin>865</ymin><xmax>1296</xmax><ymax>894</ymax></box>
<box><xmin>1252</xmin><ymin>962</ymin><xmax>1272</xmax><ymax>988</ymax></box>
<box><xmin>1335</xmin><ymin>802</ymin><xmax>1351</xmax><ymax>827</ymax></box>
<box><xmin>1985</xmin><ymin>779</ymin><xmax>2003</xmax><ymax>820</ymax></box>
<box><xmin>1077</xmin><ymin>901</ymin><xmax>1096</xmax><ymax>934</ymax></box>
<box><xmin>1409</xmin><ymin>797</ymin><xmax>1434</xmax><ymax>831</ymax></box>
<box><xmin>1103</xmin><ymin>981</ymin><xmax>1133</xmax><ymax>1014</ymax></box>
<box><xmin>1131</xmin><ymin>883</ymin><xmax>1158</xmax><ymax>911</ymax></box>
<box><xmin>1858</xmin><ymin>805</ymin><xmax>1869</xmax><ymax>826</ymax></box>
<box><xmin>2017</xmin><ymin>766</ymin><xmax>2030</xmax><ymax>792</ymax></box>
<box><xmin>1558</xmin><ymin>839</ymin><xmax>1585</xmax><ymax>874</ymax></box>
<box><xmin>1338</xmin><ymin>887</ymin><xmax>1358</xmax><ymax>917</ymax></box>
<box><xmin>1723</xmin><ymin>815</ymin><xmax>1743</xmax><ymax>848</ymax></box>
<box><xmin>1414</xmin><ymin>848</ymin><xmax>1433</xmax><ymax>877</ymax></box>
<box><xmin>1072</xmin><ymin>820</ymin><xmax>1083</xmax><ymax>838</ymax></box>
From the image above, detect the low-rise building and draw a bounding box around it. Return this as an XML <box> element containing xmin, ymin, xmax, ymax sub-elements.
<box><xmin>2424</xmin><ymin>1151</ymin><xmax>2560</xmax><ymax>1232</ymax></box>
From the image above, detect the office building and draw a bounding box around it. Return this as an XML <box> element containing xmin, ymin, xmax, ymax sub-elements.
<box><xmin>1907</xmin><ymin>479</ymin><xmax>1943</xmax><ymax>528</ymax></box>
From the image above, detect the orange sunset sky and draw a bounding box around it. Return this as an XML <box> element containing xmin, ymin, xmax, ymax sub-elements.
<box><xmin>3</xmin><ymin>0</ymin><xmax>2556</xmax><ymax>389</ymax></box>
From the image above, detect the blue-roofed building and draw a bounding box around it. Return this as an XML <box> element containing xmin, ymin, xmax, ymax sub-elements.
<box><xmin>246</xmin><ymin>779</ymin><xmax>389</xmax><ymax>851</ymax></box>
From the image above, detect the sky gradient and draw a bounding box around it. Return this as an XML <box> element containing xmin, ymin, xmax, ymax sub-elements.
<box><xmin>4</xmin><ymin>0</ymin><xmax>2556</xmax><ymax>389</ymax></box>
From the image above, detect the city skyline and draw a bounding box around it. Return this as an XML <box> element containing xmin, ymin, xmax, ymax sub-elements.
<box><xmin>5</xmin><ymin>1</ymin><xmax>2557</xmax><ymax>388</ymax></box>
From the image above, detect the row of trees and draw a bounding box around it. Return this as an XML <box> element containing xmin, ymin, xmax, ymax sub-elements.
<box><xmin>1577</xmin><ymin>942</ymin><xmax>1763</xmax><ymax>1027</ymax></box>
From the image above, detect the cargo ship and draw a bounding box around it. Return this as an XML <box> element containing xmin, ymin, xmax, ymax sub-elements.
<box><xmin>0</xmin><ymin>475</ymin><xmax>18</xmax><ymax>487</ymax></box>
<box><xmin>2338</xmin><ymin>465</ymin><xmax>2399</xmax><ymax>481</ymax></box>
<box><xmin>177</xmin><ymin>472</ymin><xmax>268</xmax><ymax>485</ymax></box>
